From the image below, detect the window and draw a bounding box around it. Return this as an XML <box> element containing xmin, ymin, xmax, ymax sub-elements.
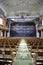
<box><xmin>42</xmin><ymin>20</ymin><xmax>43</xmax><ymax>26</ymax></box>
<box><xmin>0</xmin><ymin>18</ymin><xmax>3</xmax><ymax>25</ymax></box>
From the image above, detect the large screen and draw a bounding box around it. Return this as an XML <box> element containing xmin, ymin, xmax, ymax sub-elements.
<box><xmin>10</xmin><ymin>22</ymin><xmax>36</xmax><ymax>37</ymax></box>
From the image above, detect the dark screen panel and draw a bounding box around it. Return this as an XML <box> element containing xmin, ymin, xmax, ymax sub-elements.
<box><xmin>10</xmin><ymin>22</ymin><xmax>36</xmax><ymax>37</ymax></box>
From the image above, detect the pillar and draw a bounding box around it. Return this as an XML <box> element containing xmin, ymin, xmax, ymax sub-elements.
<box><xmin>7</xmin><ymin>31</ymin><xmax>10</xmax><ymax>37</ymax></box>
<box><xmin>3</xmin><ymin>30</ymin><xmax>4</xmax><ymax>36</ymax></box>
<box><xmin>38</xmin><ymin>30</ymin><xmax>41</xmax><ymax>37</ymax></box>
<box><xmin>4</xmin><ymin>31</ymin><xmax>6</xmax><ymax>36</ymax></box>
<box><xmin>0</xmin><ymin>30</ymin><xmax>1</xmax><ymax>36</ymax></box>
<box><xmin>41</xmin><ymin>30</ymin><xmax>43</xmax><ymax>37</ymax></box>
<box><xmin>36</xmin><ymin>24</ymin><xmax>39</xmax><ymax>37</ymax></box>
<box><xmin>0</xmin><ymin>30</ymin><xmax>3</xmax><ymax>36</ymax></box>
<box><xmin>1</xmin><ymin>30</ymin><xmax>3</xmax><ymax>36</ymax></box>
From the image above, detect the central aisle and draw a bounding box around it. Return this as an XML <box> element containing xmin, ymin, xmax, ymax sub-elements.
<box><xmin>13</xmin><ymin>39</ymin><xmax>34</xmax><ymax>65</ymax></box>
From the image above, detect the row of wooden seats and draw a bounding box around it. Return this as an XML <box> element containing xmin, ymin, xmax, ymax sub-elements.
<box><xmin>0</xmin><ymin>38</ymin><xmax>19</xmax><ymax>48</ymax></box>
<box><xmin>0</xmin><ymin>37</ymin><xmax>43</xmax><ymax>65</ymax></box>
<box><xmin>0</xmin><ymin>49</ymin><xmax>16</xmax><ymax>57</ymax></box>
<box><xmin>0</xmin><ymin>37</ymin><xmax>43</xmax><ymax>49</ymax></box>
<box><xmin>26</xmin><ymin>39</ymin><xmax>43</xmax><ymax>65</ymax></box>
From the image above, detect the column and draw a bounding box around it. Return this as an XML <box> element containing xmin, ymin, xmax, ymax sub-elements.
<box><xmin>6</xmin><ymin>31</ymin><xmax>7</xmax><ymax>37</ymax></box>
<box><xmin>38</xmin><ymin>30</ymin><xmax>41</xmax><ymax>37</ymax></box>
<box><xmin>3</xmin><ymin>30</ymin><xmax>4</xmax><ymax>36</ymax></box>
<box><xmin>9</xmin><ymin>21</ymin><xmax>11</xmax><ymax>37</ymax></box>
<box><xmin>4</xmin><ymin>31</ymin><xmax>6</xmax><ymax>36</ymax></box>
<box><xmin>1</xmin><ymin>30</ymin><xmax>3</xmax><ymax>36</ymax></box>
<box><xmin>41</xmin><ymin>30</ymin><xmax>43</xmax><ymax>37</ymax></box>
<box><xmin>37</xmin><ymin>31</ymin><xmax>39</xmax><ymax>37</ymax></box>
<box><xmin>36</xmin><ymin>24</ymin><xmax>39</xmax><ymax>37</ymax></box>
<box><xmin>7</xmin><ymin>31</ymin><xmax>10</xmax><ymax>37</ymax></box>
<box><xmin>0</xmin><ymin>30</ymin><xmax>2</xmax><ymax>36</ymax></box>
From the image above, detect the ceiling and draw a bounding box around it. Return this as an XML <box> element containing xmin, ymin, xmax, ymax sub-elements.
<box><xmin>0</xmin><ymin>0</ymin><xmax>43</xmax><ymax>17</ymax></box>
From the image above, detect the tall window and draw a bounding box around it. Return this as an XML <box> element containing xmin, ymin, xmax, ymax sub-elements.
<box><xmin>0</xmin><ymin>18</ymin><xmax>3</xmax><ymax>25</ymax></box>
<box><xmin>42</xmin><ymin>20</ymin><xmax>43</xmax><ymax>26</ymax></box>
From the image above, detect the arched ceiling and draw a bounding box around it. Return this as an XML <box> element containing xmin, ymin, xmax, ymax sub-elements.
<box><xmin>0</xmin><ymin>0</ymin><xmax>43</xmax><ymax>17</ymax></box>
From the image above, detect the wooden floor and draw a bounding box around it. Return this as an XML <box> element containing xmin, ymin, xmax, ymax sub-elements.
<box><xmin>0</xmin><ymin>37</ymin><xmax>43</xmax><ymax>65</ymax></box>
